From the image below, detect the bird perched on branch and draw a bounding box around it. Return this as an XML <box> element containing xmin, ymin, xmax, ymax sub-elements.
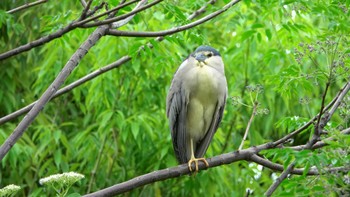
<box><xmin>166</xmin><ymin>45</ymin><xmax>227</xmax><ymax>172</ymax></box>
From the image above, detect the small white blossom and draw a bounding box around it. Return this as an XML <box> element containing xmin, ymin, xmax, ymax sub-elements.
<box><xmin>291</xmin><ymin>116</ymin><xmax>299</xmax><ymax>121</ymax></box>
<box><xmin>271</xmin><ymin>173</ymin><xmax>278</xmax><ymax>181</ymax></box>
<box><xmin>249</xmin><ymin>163</ymin><xmax>263</xmax><ymax>180</ymax></box>
<box><xmin>39</xmin><ymin>172</ymin><xmax>85</xmax><ymax>186</ymax></box>
<box><xmin>0</xmin><ymin>184</ymin><xmax>21</xmax><ymax>196</ymax></box>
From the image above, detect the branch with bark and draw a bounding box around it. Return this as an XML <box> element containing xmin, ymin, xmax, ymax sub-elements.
<box><xmin>82</xmin><ymin>81</ymin><xmax>350</xmax><ymax>196</ymax></box>
<box><xmin>0</xmin><ymin>0</ymin><xmax>224</xmax><ymax>124</ymax></box>
<box><xmin>0</xmin><ymin>0</ymin><xmax>142</xmax><ymax>60</ymax></box>
<box><xmin>1</xmin><ymin>0</ymin><xmax>349</xmax><ymax>196</ymax></box>
<box><xmin>0</xmin><ymin>0</ymin><xmax>150</xmax><ymax>161</ymax></box>
<box><xmin>0</xmin><ymin>0</ymin><xmax>242</xmax><ymax>60</ymax></box>
<box><xmin>106</xmin><ymin>0</ymin><xmax>242</xmax><ymax>37</ymax></box>
<box><xmin>6</xmin><ymin>0</ymin><xmax>48</xmax><ymax>14</ymax></box>
<box><xmin>83</xmin><ymin>122</ymin><xmax>350</xmax><ymax>196</ymax></box>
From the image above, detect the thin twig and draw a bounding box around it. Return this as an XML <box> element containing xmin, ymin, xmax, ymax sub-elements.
<box><xmin>106</xmin><ymin>0</ymin><xmax>242</xmax><ymax>37</ymax></box>
<box><xmin>81</xmin><ymin>0</ymin><xmax>164</xmax><ymax>28</ymax></box>
<box><xmin>0</xmin><ymin>56</ymin><xmax>130</xmax><ymax>125</ymax></box>
<box><xmin>86</xmin><ymin>2</ymin><xmax>109</xmax><ymax>18</ymax></box>
<box><xmin>0</xmin><ymin>0</ymin><xmax>148</xmax><ymax>161</ymax></box>
<box><xmin>107</xmin><ymin>129</ymin><xmax>120</xmax><ymax>180</ymax></box>
<box><xmin>87</xmin><ymin>135</ymin><xmax>107</xmax><ymax>193</ymax></box>
<box><xmin>239</xmin><ymin>103</ymin><xmax>257</xmax><ymax>150</ymax></box>
<box><xmin>7</xmin><ymin>0</ymin><xmax>48</xmax><ymax>14</ymax></box>
<box><xmin>327</xmin><ymin>82</ymin><xmax>350</xmax><ymax>120</ymax></box>
<box><xmin>264</xmin><ymin>81</ymin><xmax>350</xmax><ymax>195</ymax></box>
<box><xmin>222</xmin><ymin>121</ymin><xmax>235</xmax><ymax>153</ymax></box>
<box><xmin>0</xmin><ymin>0</ymin><xmax>220</xmax><ymax>125</ymax></box>
<box><xmin>265</xmin><ymin>161</ymin><xmax>296</xmax><ymax>196</ymax></box>
<box><xmin>249</xmin><ymin>154</ymin><xmax>317</xmax><ymax>175</ymax></box>
<box><xmin>272</xmin><ymin>82</ymin><xmax>349</xmax><ymax>147</ymax></box>
<box><xmin>0</xmin><ymin>36</ymin><xmax>163</xmax><ymax>125</ymax></box>
<box><xmin>112</xmin><ymin>0</ymin><xmax>148</xmax><ymax>28</ymax></box>
<box><xmin>187</xmin><ymin>0</ymin><xmax>217</xmax><ymax>19</ymax></box>
<box><xmin>80</xmin><ymin>0</ymin><xmax>88</xmax><ymax>8</ymax></box>
<box><xmin>79</xmin><ymin>0</ymin><xmax>93</xmax><ymax>20</ymax></box>
<box><xmin>82</xmin><ymin>79</ymin><xmax>350</xmax><ymax>196</ymax></box>
<box><xmin>289</xmin><ymin>127</ymin><xmax>350</xmax><ymax>151</ymax></box>
<box><xmin>314</xmin><ymin>81</ymin><xmax>330</xmax><ymax>137</ymax></box>
<box><xmin>76</xmin><ymin>0</ymin><xmax>140</xmax><ymax>25</ymax></box>
<box><xmin>0</xmin><ymin>25</ymin><xmax>111</xmax><ymax>161</ymax></box>
<box><xmin>0</xmin><ymin>0</ymin><xmax>140</xmax><ymax>60</ymax></box>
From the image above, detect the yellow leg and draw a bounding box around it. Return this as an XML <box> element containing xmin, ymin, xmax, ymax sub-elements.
<box><xmin>187</xmin><ymin>139</ymin><xmax>209</xmax><ymax>172</ymax></box>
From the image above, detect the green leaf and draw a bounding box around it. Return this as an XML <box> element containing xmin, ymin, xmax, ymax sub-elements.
<box><xmin>131</xmin><ymin>123</ymin><xmax>140</xmax><ymax>140</ymax></box>
<box><xmin>66</xmin><ymin>193</ymin><xmax>82</xmax><ymax>197</ymax></box>
<box><xmin>54</xmin><ymin>150</ymin><xmax>62</xmax><ymax>168</ymax></box>
<box><xmin>302</xmin><ymin>161</ymin><xmax>311</xmax><ymax>177</ymax></box>
<box><xmin>265</xmin><ymin>29</ymin><xmax>272</xmax><ymax>40</ymax></box>
<box><xmin>242</xmin><ymin>30</ymin><xmax>256</xmax><ymax>41</ymax></box>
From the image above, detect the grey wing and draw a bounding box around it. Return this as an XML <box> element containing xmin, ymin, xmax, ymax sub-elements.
<box><xmin>166</xmin><ymin>75</ymin><xmax>189</xmax><ymax>164</ymax></box>
<box><xmin>195</xmin><ymin>94</ymin><xmax>227</xmax><ymax>158</ymax></box>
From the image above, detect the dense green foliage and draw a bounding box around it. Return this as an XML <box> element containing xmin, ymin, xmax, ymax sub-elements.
<box><xmin>0</xmin><ymin>0</ymin><xmax>349</xmax><ymax>196</ymax></box>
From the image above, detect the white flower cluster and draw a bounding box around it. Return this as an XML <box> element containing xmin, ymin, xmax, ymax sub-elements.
<box><xmin>291</xmin><ymin>116</ymin><xmax>300</xmax><ymax>121</ymax></box>
<box><xmin>39</xmin><ymin>172</ymin><xmax>85</xmax><ymax>186</ymax></box>
<box><xmin>0</xmin><ymin>184</ymin><xmax>21</xmax><ymax>196</ymax></box>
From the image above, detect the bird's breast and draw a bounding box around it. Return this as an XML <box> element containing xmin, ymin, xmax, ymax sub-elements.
<box><xmin>187</xmin><ymin>65</ymin><xmax>222</xmax><ymax>102</ymax></box>
<box><xmin>184</xmin><ymin>65</ymin><xmax>223</xmax><ymax>141</ymax></box>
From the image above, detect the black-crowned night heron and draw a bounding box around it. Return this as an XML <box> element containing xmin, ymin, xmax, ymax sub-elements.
<box><xmin>166</xmin><ymin>45</ymin><xmax>227</xmax><ymax>172</ymax></box>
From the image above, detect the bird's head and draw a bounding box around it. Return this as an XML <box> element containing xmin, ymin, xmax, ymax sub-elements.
<box><xmin>191</xmin><ymin>45</ymin><xmax>223</xmax><ymax>69</ymax></box>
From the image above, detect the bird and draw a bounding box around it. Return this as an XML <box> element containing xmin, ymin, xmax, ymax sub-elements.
<box><xmin>166</xmin><ymin>45</ymin><xmax>227</xmax><ymax>172</ymax></box>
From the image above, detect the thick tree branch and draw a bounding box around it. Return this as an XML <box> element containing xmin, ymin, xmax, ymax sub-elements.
<box><xmin>0</xmin><ymin>25</ymin><xmax>110</xmax><ymax>161</ymax></box>
<box><xmin>84</xmin><ymin>142</ymin><xmax>350</xmax><ymax>196</ymax></box>
<box><xmin>6</xmin><ymin>0</ymin><xmax>48</xmax><ymax>14</ymax></box>
<box><xmin>81</xmin><ymin>98</ymin><xmax>348</xmax><ymax>195</ymax></box>
<box><xmin>0</xmin><ymin>0</ymin><xmax>218</xmax><ymax>125</ymax></box>
<box><xmin>83</xmin><ymin>147</ymin><xmax>258</xmax><ymax>196</ymax></box>
<box><xmin>0</xmin><ymin>56</ymin><xmax>131</xmax><ymax>125</ymax></box>
<box><xmin>0</xmin><ymin>0</ymin><xmax>148</xmax><ymax>161</ymax></box>
<box><xmin>106</xmin><ymin>0</ymin><xmax>242</xmax><ymax>37</ymax></box>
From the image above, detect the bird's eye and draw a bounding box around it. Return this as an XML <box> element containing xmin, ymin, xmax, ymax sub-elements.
<box><xmin>207</xmin><ymin>52</ymin><xmax>213</xmax><ymax>57</ymax></box>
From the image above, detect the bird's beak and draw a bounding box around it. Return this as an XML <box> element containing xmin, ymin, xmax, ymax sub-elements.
<box><xmin>195</xmin><ymin>53</ymin><xmax>206</xmax><ymax>62</ymax></box>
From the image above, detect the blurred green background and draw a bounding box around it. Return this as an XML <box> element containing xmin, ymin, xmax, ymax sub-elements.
<box><xmin>0</xmin><ymin>0</ymin><xmax>349</xmax><ymax>196</ymax></box>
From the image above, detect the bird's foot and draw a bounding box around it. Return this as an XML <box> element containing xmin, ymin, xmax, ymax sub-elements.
<box><xmin>188</xmin><ymin>157</ymin><xmax>209</xmax><ymax>172</ymax></box>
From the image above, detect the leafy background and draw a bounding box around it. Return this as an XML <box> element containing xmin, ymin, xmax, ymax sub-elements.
<box><xmin>0</xmin><ymin>0</ymin><xmax>349</xmax><ymax>196</ymax></box>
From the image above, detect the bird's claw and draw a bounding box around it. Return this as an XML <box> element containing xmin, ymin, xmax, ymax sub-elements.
<box><xmin>188</xmin><ymin>158</ymin><xmax>209</xmax><ymax>172</ymax></box>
